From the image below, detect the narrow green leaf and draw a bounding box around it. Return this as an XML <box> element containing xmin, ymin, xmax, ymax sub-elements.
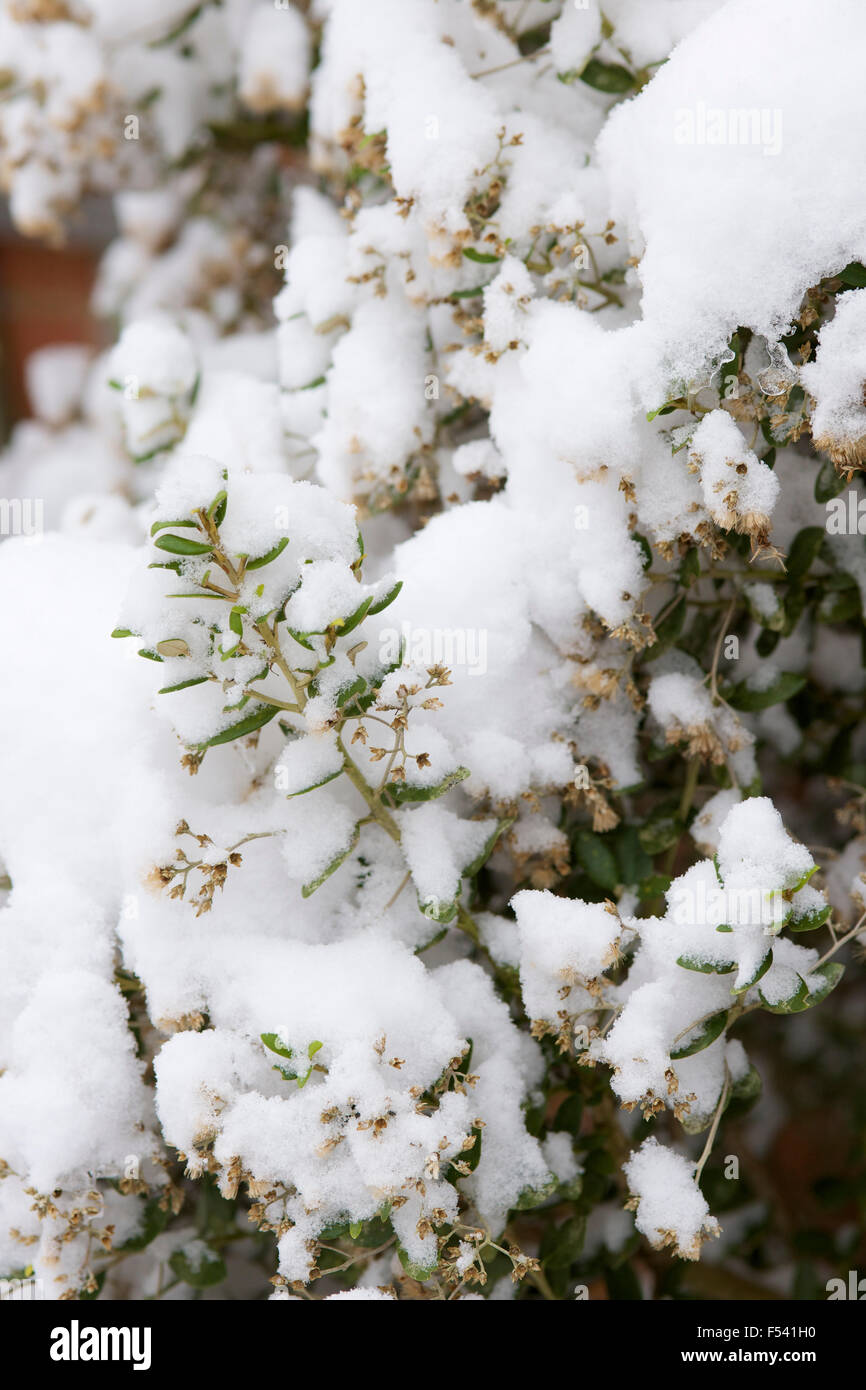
<box><xmin>150</xmin><ymin>518</ymin><xmax>200</xmax><ymax>536</ymax></box>
<box><xmin>158</xmin><ymin>675</ymin><xmax>209</xmax><ymax>694</ymax></box>
<box><xmin>367</xmin><ymin>580</ymin><xmax>403</xmax><ymax>616</ymax></box>
<box><xmin>387</xmin><ymin>766</ymin><xmax>471</xmax><ymax>805</ymax></box>
<box><xmin>192</xmin><ymin>703</ymin><xmax>279</xmax><ymax>749</ymax></box>
<box><xmin>245</xmin><ymin>536</ymin><xmax>289</xmax><ymax>571</ymax></box>
<box><xmin>153</xmin><ymin>533</ymin><xmax>213</xmax><ymax>556</ymax></box>
<box><xmin>785</xmin><ymin>527</ymin><xmax>824</xmax><ymax>585</ymax></box>
<box><xmin>573</xmin><ymin>828</ymin><xmax>619</xmax><ymax>892</ymax></box>
<box><xmin>301</xmin><ymin>825</ymin><xmax>360</xmax><ymax>897</ymax></box>
<box><xmin>726</xmin><ymin>671</ymin><xmax>806</xmax><ymax>711</ymax></box>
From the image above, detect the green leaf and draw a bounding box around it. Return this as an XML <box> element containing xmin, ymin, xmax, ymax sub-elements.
<box><xmin>732</xmin><ymin>946</ymin><xmax>774</xmax><ymax>995</ymax></box>
<box><xmin>150</xmin><ymin>517</ymin><xmax>200</xmax><ymax>536</ymax></box>
<box><xmin>261</xmin><ymin>1032</ymin><xmax>293</xmax><ymax>1060</ymax></box>
<box><xmin>670</xmin><ymin>1009</ymin><xmax>729</xmax><ymax>1060</ymax></box>
<box><xmin>814</xmin><ymin>460</ymin><xmax>847</xmax><ymax>503</ymax></box>
<box><xmin>79</xmin><ymin>1271</ymin><xmax>107</xmax><ymax>1300</ymax></box>
<box><xmin>724</xmin><ymin>1063</ymin><xmax>762</xmax><ymax>1121</ymax></box>
<box><xmin>158</xmin><ymin>675</ymin><xmax>209</xmax><ymax>694</ymax></box>
<box><xmin>785</xmin><ymin>526</ymin><xmax>825</xmax><ymax>584</ymax></box>
<box><xmin>541</xmin><ymin>1215</ymin><xmax>587</xmax><ymax>1270</ymax></box>
<box><xmin>387</xmin><ymin>766</ymin><xmax>471</xmax><ymax>805</ymax></box>
<box><xmin>462</xmin><ymin>816</ymin><xmax>513</xmax><ymax>879</ymax></box>
<box><xmin>817</xmin><ymin>586</ymin><xmax>862</xmax><ymax>624</ymax></box>
<box><xmin>207</xmin><ymin>489</ymin><xmax>227</xmax><ymax>527</ymax></box>
<box><xmin>418</xmin><ymin>894</ymin><xmax>458</xmax><ymax>925</ymax></box>
<box><xmin>284</xmin><ymin>766</ymin><xmax>343</xmax><ymax>797</ymax></box>
<box><xmin>616</xmin><ymin>825</ymin><xmax>653</xmax><ymax>887</ymax></box>
<box><xmin>676</xmin><ymin>954</ymin><xmax>736</xmax><ymax>976</ymax></box>
<box><xmin>450</xmin><ymin>285</ymin><xmax>488</xmax><ymax>299</ymax></box>
<box><xmin>632</xmin><ymin>532</ymin><xmax>653</xmax><ymax>571</ymax></box>
<box><xmin>117</xmin><ymin>1197</ymin><xmax>170</xmax><ymax>1252</ymax></box>
<box><xmin>646</xmin><ymin>402</ymin><xmax>679</xmax><ymax>421</ymax></box>
<box><xmin>678</xmin><ymin>547</ymin><xmax>701</xmax><ymax>588</ymax></box>
<box><xmin>552</xmin><ymin>1092</ymin><xmax>583</xmax><ymax>1135</ymax></box>
<box><xmin>192</xmin><ymin>703</ymin><xmax>279</xmax><ymax>749</ymax></box>
<box><xmin>573</xmin><ymin>828</ymin><xmax>619</xmax><ymax>893</ymax></box>
<box><xmin>745</xmin><ymin>588</ymin><xmax>785</xmax><ymax>632</ymax></box>
<box><xmin>511</xmin><ymin>1176</ymin><xmax>559</xmax><ymax>1212</ymax></box>
<box><xmin>244</xmin><ymin>536</ymin><xmax>289</xmax><ymax>570</ymax></box>
<box><xmin>638</xmin><ymin>804</ymin><xmax>682</xmax><ymax>855</ymax></box>
<box><xmin>367</xmin><ymin>580</ymin><xmax>403</xmax><ymax>616</ymax></box>
<box><xmin>756</xmin><ymin>629</ymin><xmax>779</xmax><ymax>660</ymax></box>
<box><xmin>726</xmin><ymin>671</ymin><xmax>806</xmax><ymax>711</ymax></box>
<box><xmin>788</xmin><ymin>901</ymin><xmax>832</xmax><ymax>933</ymax></box>
<box><xmin>462</xmin><ymin>247</ymin><xmax>501</xmax><ymax>265</ymax></box>
<box><xmin>396</xmin><ymin>1241</ymin><xmax>438</xmax><ymax>1282</ymax></box>
<box><xmin>301</xmin><ymin>824</ymin><xmax>360</xmax><ymax>897</ymax></box>
<box><xmin>579</xmin><ymin>57</ymin><xmax>635</xmax><ymax>93</ymax></box>
<box><xmin>335</xmin><ymin>675</ymin><xmax>368</xmax><ymax>709</ymax></box>
<box><xmin>332</xmin><ymin>593</ymin><xmax>373</xmax><ymax>637</ymax></box>
<box><xmin>760</xmin><ymin>961</ymin><xmax>844</xmax><ymax>1014</ymax></box>
<box><xmin>638</xmin><ymin>872</ymin><xmax>671</xmax><ymax>899</ymax></box>
<box><xmin>111</xmin><ymin>627</ymin><xmax>135</xmax><ymax>639</ymax></box>
<box><xmin>168</xmin><ymin>1246</ymin><xmax>227</xmax><ymax>1289</ymax></box>
<box><xmin>836</xmin><ymin>261</ymin><xmax>866</xmax><ymax>287</ymax></box>
<box><xmin>153</xmin><ymin>533</ymin><xmax>213</xmax><ymax>556</ymax></box>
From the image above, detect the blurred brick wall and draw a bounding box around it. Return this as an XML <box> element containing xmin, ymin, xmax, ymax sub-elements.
<box><xmin>0</xmin><ymin>197</ymin><xmax>114</xmax><ymax>438</ymax></box>
<box><xmin>0</xmin><ymin>240</ymin><xmax>105</xmax><ymax>431</ymax></box>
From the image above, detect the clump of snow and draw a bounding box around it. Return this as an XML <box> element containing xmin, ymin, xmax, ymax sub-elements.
<box><xmin>624</xmin><ymin>1138</ymin><xmax>719</xmax><ymax>1260</ymax></box>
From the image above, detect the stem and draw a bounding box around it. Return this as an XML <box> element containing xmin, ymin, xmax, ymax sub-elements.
<box><xmin>384</xmin><ymin>870</ymin><xmax>411</xmax><ymax>911</ymax></box>
<box><xmin>694</xmin><ymin>1063</ymin><xmax>730</xmax><ymax>1183</ymax></box>
<box><xmin>241</xmin><ymin>689</ymin><xmax>300</xmax><ymax>713</ymax></box>
<box><xmin>814</xmin><ymin>909</ymin><xmax>866</xmax><ymax>968</ymax></box>
<box><xmin>709</xmin><ymin>596</ymin><xmax>737</xmax><ymax>704</ymax></box>
<box><xmin>254</xmin><ymin>617</ymin><xmax>306</xmax><ymax>709</ymax></box>
<box><xmin>455</xmin><ymin>904</ymin><xmax>481</xmax><ymax>944</ymax></box>
<box><xmin>337</xmin><ymin>737</ymin><xmax>401</xmax><ymax>843</ymax></box>
<box><xmin>662</xmin><ymin>756</ymin><xmax>701</xmax><ymax>877</ymax></box>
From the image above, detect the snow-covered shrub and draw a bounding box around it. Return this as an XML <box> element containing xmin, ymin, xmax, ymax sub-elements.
<box><xmin>1</xmin><ymin>0</ymin><xmax>866</xmax><ymax>1302</ymax></box>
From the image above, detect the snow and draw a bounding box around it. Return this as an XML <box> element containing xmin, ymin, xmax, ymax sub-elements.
<box><xmin>511</xmin><ymin>890</ymin><xmax>622</xmax><ymax>1027</ymax></box>
<box><xmin>0</xmin><ymin>0</ymin><xmax>861</xmax><ymax>1300</ymax></box>
<box><xmin>624</xmin><ymin>1138</ymin><xmax>719</xmax><ymax>1260</ymax></box>
<box><xmin>600</xmin><ymin>0</ymin><xmax>866</xmax><ymax>399</ymax></box>
<box><xmin>801</xmin><ymin>288</ymin><xmax>866</xmax><ymax>465</ymax></box>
